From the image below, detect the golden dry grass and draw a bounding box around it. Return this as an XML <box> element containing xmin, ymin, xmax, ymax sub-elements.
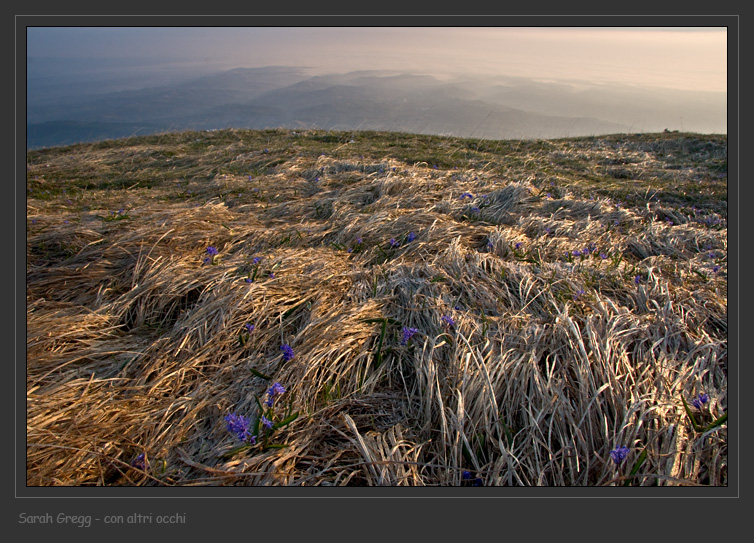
<box><xmin>26</xmin><ymin>129</ymin><xmax>727</xmax><ymax>486</ymax></box>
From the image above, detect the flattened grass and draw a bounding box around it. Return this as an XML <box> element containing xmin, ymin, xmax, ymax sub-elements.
<box><xmin>26</xmin><ymin>129</ymin><xmax>727</xmax><ymax>486</ymax></box>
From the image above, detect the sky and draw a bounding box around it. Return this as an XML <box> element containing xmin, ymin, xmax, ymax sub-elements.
<box><xmin>26</xmin><ymin>26</ymin><xmax>728</xmax><ymax>93</ymax></box>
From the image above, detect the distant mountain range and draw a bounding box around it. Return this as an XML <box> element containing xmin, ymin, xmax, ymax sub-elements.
<box><xmin>26</xmin><ymin>65</ymin><xmax>726</xmax><ymax>149</ymax></box>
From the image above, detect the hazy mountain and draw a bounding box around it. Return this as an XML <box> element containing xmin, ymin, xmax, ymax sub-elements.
<box><xmin>26</xmin><ymin>65</ymin><xmax>725</xmax><ymax>149</ymax></box>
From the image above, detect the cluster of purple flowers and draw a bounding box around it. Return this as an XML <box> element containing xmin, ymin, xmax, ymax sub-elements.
<box><xmin>460</xmin><ymin>192</ymin><xmax>474</xmax><ymax>200</ymax></box>
<box><xmin>407</xmin><ymin>232</ymin><xmax>416</xmax><ymax>243</ymax></box>
<box><xmin>441</xmin><ymin>315</ymin><xmax>455</xmax><ymax>327</ymax></box>
<box><xmin>203</xmin><ymin>246</ymin><xmax>219</xmax><ymax>264</ymax></box>
<box><xmin>401</xmin><ymin>327</ymin><xmax>419</xmax><ymax>345</ymax></box>
<box><xmin>281</xmin><ymin>344</ymin><xmax>295</xmax><ymax>362</ymax></box>
<box><xmin>225</xmin><ymin>412</ymin><xmax>254</xmax><ymax>443</ymax></box>
<box><xmin>244</xmin><ymin>323</ymin><xmax>255</xmax><ymax>334</ymax></box>
<box><xmin>390</xmin><ymin>238</ymin><xmax>400</xmax><ymax>248</ymax></box>
<box><xmin>265</xmin><ymin>382</ymin><xmax>287</xmax><ymax>408</ymax></box>
<box><xmin>572</xmin><ymin>243</ymin><xmax>598</xmax><ymax>258</ymax></box>
<box><xmin>691</xmin><ymin>393</ymin><xmax>710</xmax><ymax>409</ymax></box>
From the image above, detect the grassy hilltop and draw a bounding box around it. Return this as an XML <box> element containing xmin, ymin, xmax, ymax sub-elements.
<box><xmin>26</xmin><ymin>128</ymin><xmax>727</xmax><ymax>486</ymax></box>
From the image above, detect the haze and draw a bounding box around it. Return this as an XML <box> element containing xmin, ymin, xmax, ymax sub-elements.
<box><xmin>27</xmin><ymin>27</ymin><xmax>726</xmax><ymax>92</ymax></box>
<box><xmin>25</xmin><ymin>26</ymin><xmax>728</xmax><ymax>147</ymax></box>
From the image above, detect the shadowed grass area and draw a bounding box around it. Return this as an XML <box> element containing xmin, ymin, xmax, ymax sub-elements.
<box><xmin>26</xmin><ymin>128</ymin><xmax>727</xmax><ymax>486</ymax></box>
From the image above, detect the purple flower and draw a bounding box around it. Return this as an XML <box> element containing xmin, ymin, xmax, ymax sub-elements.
<box><xmin>206</xmin><ymin>246</ymin><xmax>219</xmax><ymax>256</ymax></box>
<box><xmin>515</xmin><ymin>242</ymin><xmax>523</xmax><ymax>250</ymax></box>
<box><xmin>462</xmin><ymin>471</ymin><xmax>472</xmax><ymax>480</ymax></box>
<box><xmin>225</xmin><ymin>412</ymin><xmax>253</xmax><ymax>442</ymax></box>
<box><xmin>244</xmin><ymin>323</ymin><xmax>255</xmax><ymax>334</ymax></box>
<box><xmin>265</xmin><ymin>382</ymin><xmax>286</xmax><ymax>408</ymax></box>
<box><xmin>407</xmin><ymin>232</ymin><xmax>416</xmax><ymax>243</ymax></box>
<box><xmin>356</xmin><ymin>237</ymin><xmax>362</xmax><ymax>244</ymax></box>
<box><xmin>131</xmin><ymin>452</ymin><xmax>148</xmax><ymax>470</ymax></box>
<box><xmin>610</xmin><ymin>446</ymin><xmax>630</xmax><ymax>466</ymax></box>
<box><xmin>252</xmin><ymin>256</ymin><xmax>262</xmax><ymax>264</ymax></box>
<box><xmin>261</xmin><ymin>415</ymin><xmax>274</xmax><ymax>429</ymax></box>
<box><xmin>470</xmin><ymin>206</ymin><xmax>481</xmax><ymax>214</ymax></box>
<box><xmin>281</xmin><ymin>345</ymin><xmax>294</xmax><ymax>362</ymax></box>
<box><xmin>460</xmin><ymin>192</ymin><xmax>474</xmax><ymax>199</ymax></box>
<box><xmin>691</xmin><ymin>393</ymin><xmax>710</xmax><ymax>409</ymax></box>
<box><xmin>268</xmin><ymin>382</ymin><xmax>286</xmax><ymax>397</ymax></box>
<box><xmin>634</xmin><ymin>275</ymin><xmax>641</xmax><ymax>285</ymax></box>
<box><xmin>600</xmin><ymin>253</ymin><xmax>607</xmax><ymax>259</ymax></box>
<box><xmin>441</xmin><ymin>315</ymin><xmax>455</xmax><ymax>327</ymax></box>
<box><xmin>269</xmin><ymin>272</ymin><xmax>275</xmax><ymax>278</ymax></box>
<box><xmin>390</xmin><ymin>238</ymin><xmax>400</xmax><ymax>248</ymax></box>
<box><xmin>401</xmin><ymin>327</ymin><xmax>419</xmax><ymax>346</ymax></box>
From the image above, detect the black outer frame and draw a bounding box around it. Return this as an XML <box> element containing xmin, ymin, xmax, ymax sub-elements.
<box><xmin>11</xmin><ymin>11</ymin><xmax>741</xmax><ymax>538</ymax></box>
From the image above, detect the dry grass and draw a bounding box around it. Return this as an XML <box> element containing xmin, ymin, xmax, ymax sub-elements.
<box><xmin>26</xmin><ymin>129</ymin><xmax>727</xmax><ymax>486</ymax></box>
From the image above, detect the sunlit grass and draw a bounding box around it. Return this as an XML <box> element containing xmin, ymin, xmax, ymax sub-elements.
<box><xmin>26</xmin><ymin>128</ymin><xmax>727</xmax><ymax>486</ymax></box>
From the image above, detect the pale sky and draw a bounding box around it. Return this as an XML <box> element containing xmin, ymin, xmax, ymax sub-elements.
<box><xmin>26</xmin><ymin>26</ymin><xmax>728</xmax><ymax>93</ymax></box>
